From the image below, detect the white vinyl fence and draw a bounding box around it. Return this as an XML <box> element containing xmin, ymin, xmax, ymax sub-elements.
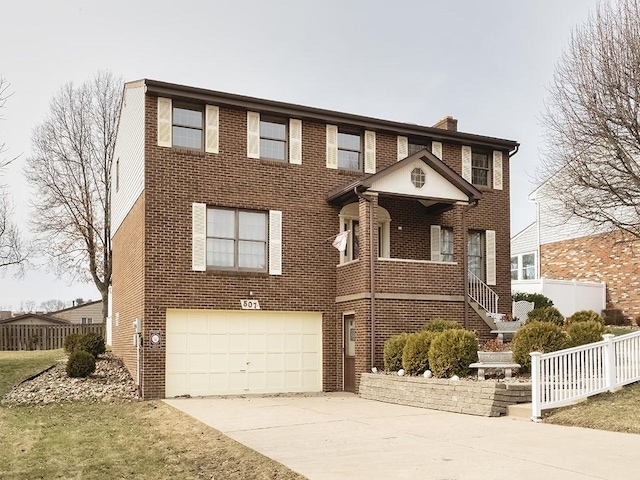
<box><xmin>512</xmin><ymin>277</ymin><xmax>606</xmax><ymax>317</ymax></box>
<box><xmin>530</xmin><ymin>331</ymin><xmax>640</xmax><ymax>421</ymax></box>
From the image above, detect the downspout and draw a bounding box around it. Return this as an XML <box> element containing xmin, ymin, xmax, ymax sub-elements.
<box><xmin>354</xmin><ymin>186</ymin><xmax>376</xmax><ymax>369</ymax></box>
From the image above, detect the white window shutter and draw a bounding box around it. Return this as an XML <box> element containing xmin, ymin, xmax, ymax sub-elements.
<box><xmin>247</xmin><ymin>111</ymin><xmax>260</xmax><ymax>159</ymax></box>
<box><xmin>269</xmin><ymin>210</ymin><xmax>283</xmax><ymax>275</ymax></box>
<box><xmin>486</xmin><ymin>230</ymin><xmax>496</xmax><ymax>286</ymax></box>
<box><xmin>461</xmin><ymin>146</ymin><xmax>472</xmax><ymax>182</ymax></box>
<box><xmin>289</xmin><ymin>119</ymin><xmax>302</xmax><ymax>164</ymax></box>
<box><xmin>432</xmin><ymin>141</ymin><xmax>443</xmax><ymax>160</ymax></box>
<box><xmin>493</xmin><ymin>150</ymin><xmax>503</xmax><ymax>190</ymax></box>
<box><xmin>364</xmin><ymin>130</ymin><xmax>376</xmax><ymax>173</ymax></box>
<box><xmin>430</xmin><ymin>225</ymin><xmax>441</xmax><ymax>261</ymax></box>
<box><xmin>397</xmin><ymin>136</ymin><xmax>408</xmax><ymax>161</ymax></box>
<box><xmin>157</xmin><ymin>97</ymin><xmax>172</xmax><ymax>147</ymax></box>
<box><xmin>326</xmin><ymin>124</ymin><xmax>338</xmax><ymax>169</ymax></box>
<box><xmin>192</xmin><ymin>203</ymin><xmax>207</xmax><ymax>272</ymax></box>
<box><xmin>205</xmin><ymin>105</ymin><xmax>219</xmax><ymax>154</ymax></box>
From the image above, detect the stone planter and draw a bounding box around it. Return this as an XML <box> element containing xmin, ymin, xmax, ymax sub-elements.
<box><xmin>477</xmin><ymin>351</ymin><xmax>514</xmax><ymax>363</ymax></box>
<box><xmin>494</xmin><ymin>320</ymin><xmax>525</xmax><ymax>332</ymax></box>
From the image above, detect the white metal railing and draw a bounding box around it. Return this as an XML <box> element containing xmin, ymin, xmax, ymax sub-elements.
<box><xmin>468</xmin><ymin>270</ymin><xmax>499</xmax><ymax>314</ymax></box>
<box><xmin>530</xmin><ymin>331</ymin><xmax>640</xmax><ymax>421</ymax></box>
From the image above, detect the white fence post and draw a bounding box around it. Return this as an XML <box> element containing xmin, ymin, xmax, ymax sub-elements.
<box><xmin>603</xmin><ymin>334</ymin><xmax>616</xmax><ymax>392</ymax></box>
<box><xmin>530</xmin><ymin>351</ymin><xmax>542</xmax><ymax>422</ymax></box>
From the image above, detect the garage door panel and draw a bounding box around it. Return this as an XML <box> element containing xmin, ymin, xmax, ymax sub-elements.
<box><xmin>166</xmin><ymin>310</ymin><xmax>322</xmax><ymax>397</ymax></box>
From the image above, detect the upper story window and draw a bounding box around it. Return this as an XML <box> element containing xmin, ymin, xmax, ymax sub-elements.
<box><xmin>338</xmin><ymin>203</ymin><xmax>390</xmax><ymax>263</ymax></box>
<box><xmin>338</xmin><ymin>131</ymin><xmax>361</xmax><ymax>171</ymax></box>
<box><xmin>408</xmin><ymin>140</ymin><xmax>431</xmax><ymax>156</ymax></box>
<box><xmin>260</xmin><ymin>117</ymin><xmax>287</xmax><ymax>161</ymax></box>
<box><xmin>471</xmin><ymin>150</ymin><xmax>491</xmax><ymax>187</ymax></box>
<box><xmin>173</xmin><ymin>104</ymin><xmax>204</xmax><ymax>149</ymax></box>
<box><xmin>206</xmin><ymin>208</ymin><xmax>267</xmax><ymax>271</ymax></box>
<box><xmin>511</xmin><ymin>252</ymin><xmax>536</xmax><ymax>280</ymax></box>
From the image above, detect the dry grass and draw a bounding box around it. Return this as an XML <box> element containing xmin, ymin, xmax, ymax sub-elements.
<box><xmin>0</xmin><ymin>350</ymin><xmax>306</xmax><ymax>480</ymax></box>
<box><xmin>0</xmin><ymin>349</ymin><xmax>65</xmax><ymax>397</ymax></box>
<box><xmin>544</xmin><ymin>381</ymin><xmax>640</xmax><ymax>434</ymax></box>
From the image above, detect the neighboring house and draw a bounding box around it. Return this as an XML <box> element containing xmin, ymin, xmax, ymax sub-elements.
<box><xmin>110</xmin><ymin>79</ymin><xmax>519</xmax><ymax>399</ymax></box>
<box><xmin>50</xmin><ymin>300</ymin><xmax>103</xmax><ymax>325</ymax></box>
<box><xmin>0</xmin><ymin>313</ymin><xmax>70</xmax><ymax>325</ymax></box>
<box><xmin>510</xmin><ymin>180</ymin><xmax>622</xmax><ymax>319</ymax></box>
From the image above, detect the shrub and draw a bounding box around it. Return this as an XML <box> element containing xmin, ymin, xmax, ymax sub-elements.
<box><xmin>66</xmin><ymin>350</ymin><xmax>96</xmax><ymax>378</ymax></box>
<box><xmin>383</xmin><ymin>333</ymin><xmax>409</xmax><ymax>372</ymax></box>
<box><xmin>565</xmin><ymin>310</ymin><xmax>604</xmax><ymax>327</ymax></box>
<box><xmin>64</xmin><ymin>333</ymin><xmax>84</xmax><ymax>354</ymax></box>
<box><xmin>567</xmin><ymin>320</ymin><xmax>607</xmax><ymax>347</ymax></box>
<box><xmin>602</xmin><ymin>309</ymin><xmax>629</xmax><ymax>326</ymax></box>
<box><xmin>428</xmin><ymin>329</ymin><xmax>478</xmax><ymax>378</ymax></box>
<box><xmin>527</xmin><ymin>306</ymin><xmax>564</xmax><ymax>327</ymax></box>
<box><xmin>402</xmin><ymin>331</ymin><xmax>437</xmax><ymax>375</ymax></box>
<box><xmin>511</xmin><ymin>292</ymin><xmax>554</xmax><ymax>309</ymax></box>
<box><xmin>512</xmin><ymin>322</ymin><xmax>567</xmax><ymax>372</ymax></box>
<box><xmin>421</xmin><ymin>319</ymin><xmax>463</xmax><ymax>333</ymax></box>
<box><xmin>76</xmin><ymin>333</ymin><xmax>106</xmax><ymax>358</ymax></box>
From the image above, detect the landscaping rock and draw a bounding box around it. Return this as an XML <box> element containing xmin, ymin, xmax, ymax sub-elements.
<box><xmin>1</xmin><ymin>352</ymin><xmax>139</xmax><ymax>406</ymax></box>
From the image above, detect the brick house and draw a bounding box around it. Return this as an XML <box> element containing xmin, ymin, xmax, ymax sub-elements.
<box><xmin>511</xmin><ymin>180</ymin><xmax>633</xmax><ymax>320</ymax></box>
<box><xmin>110</xmin><ymin>79</ymin><xmax>519</xmax><ymax>399</ymax></box>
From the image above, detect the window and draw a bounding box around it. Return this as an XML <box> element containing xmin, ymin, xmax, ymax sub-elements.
<box><xmin>411</xmin><ymin>168</ymin><xmax>426</xmax><ymax>188</ymax></box>
<box><xmin>260</xmin><ymin>118</ymin><xmax>287</xmax><ymax>161</ymax></box>
<box><xmin>471</xmin><ymin>151</ymin><xmax>491</xmax><ymax>186</ymax></box>
<box><xmin>338</xmin><ymin>131</ymin><xmax>361</xmax><ymax>171</ymax></box>
<box><xmin>173</xmin><ymin>104</ymin><xmax>203</xmax><ymax>149</ymax></box>
<box><xmin>441</xmin><ymin>228</ymin><xmax>454</xmax><ymax>262</ymax></box>
<box><xmin>511</xmin><ymin>252</ymin><xmax>537</xmax><ymax>280</ymax></box>
<box><xmin>206</xmin><ymin>208</ymin><xmax>267</xmax><ymax>271</ymax></box>
<box><xmin>81</xmin><ymin>317</ymin><xmax>93</xmax><ymax>325</ymax></box>
<box><xmin>408</xmin><ymin>140</ymin><xmax>430</xmax><ymax>156</ymax></box>
<box><xmin>467</xmin><ymin>230</ymin><xmax>485</xmax><ymax>280</ymax></box>
<box><xmin>339</xmin><ymin>203</ymin><xmax>390</xmax><ymax>263</ymax></box>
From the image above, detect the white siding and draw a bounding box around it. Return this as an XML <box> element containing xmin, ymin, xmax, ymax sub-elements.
<box><xmin>111</xmin><ymin>84</ymin><xmax>146</xmax><ymax>237</ymax></box>
<box><xmin>511</xmin><ymin>222</ymin><xmax>538</xmax><ymax>256</ymax></box>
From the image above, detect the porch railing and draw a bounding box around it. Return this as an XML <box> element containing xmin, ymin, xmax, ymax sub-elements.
<box><xmin>530</xmin><ymin>331</ymin><xmax>640</xmax><ymax>421</ymax></box>
<box><xmin>468</xmin><ymin>270</ymin><xmax>498</xmax><ymax>314</ymax></box>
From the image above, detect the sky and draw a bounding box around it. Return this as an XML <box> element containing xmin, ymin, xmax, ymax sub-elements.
<box><xmin>0</xmin><ymin>0</ymin><xmax>599</xmax><ymax>310</ymax></box>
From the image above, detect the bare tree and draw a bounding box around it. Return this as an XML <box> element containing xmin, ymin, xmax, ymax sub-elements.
<box><xmin>540</xmin><ymin>0</ymin><xmax>640</xmax><ymax>240</ymax></box>
<box><xmin>25</xmin><ymin>71</ymin><xmax>122</xmax><ymax>322</ymax></box>
<box><xmin>39</xmin><ymin>298</ymin><xmax>70</xmax><ymax>313</ymax></box>
<box><xmin>0</xmin><ymin>76</ymin><xmax>26</xmax><ymax>271</ymax></box>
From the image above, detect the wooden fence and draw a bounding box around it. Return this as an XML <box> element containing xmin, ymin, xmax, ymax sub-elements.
<box><xmin>0</xmin><ymin>324</ymin><xmax>106</xmax><ymax>351</ymax></box>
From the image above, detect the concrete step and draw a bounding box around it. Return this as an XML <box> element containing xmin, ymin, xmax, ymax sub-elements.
<box><xmin>506</xmin><ymin>402</ymin><xmax>532</xmax><ymax>420</ymax></box>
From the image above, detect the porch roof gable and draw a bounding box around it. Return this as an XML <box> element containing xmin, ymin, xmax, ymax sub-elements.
<box><xmin>327</xmin><ymin>149</ymin><xmax>483</xmax><ymax>206</ymax></box>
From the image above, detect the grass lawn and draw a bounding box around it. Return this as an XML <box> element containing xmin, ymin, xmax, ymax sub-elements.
<box><xmin>544</xmin><ymin>381</ymin><xmax>640</xmax><ymax>434</ymax></box>
<box><xmin>0</xmin><ymin>351</ymin><xmax>305</xmax><ymax>480</ymax></box>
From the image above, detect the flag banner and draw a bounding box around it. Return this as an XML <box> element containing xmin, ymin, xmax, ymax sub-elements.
<box><xmin>332</xmin><ymin>230</ymin><xmax>350</xmax><ymax>252</ymax></box>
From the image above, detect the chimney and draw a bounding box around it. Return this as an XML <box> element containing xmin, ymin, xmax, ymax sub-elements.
<box><xmin>432</xmin><ymin>115</ymin><xmax>458</xmax><ymax>131</ymax></box>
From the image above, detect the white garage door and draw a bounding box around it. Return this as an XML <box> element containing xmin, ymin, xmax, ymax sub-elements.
<box><xmin>165</xmin><ymin>309</ymin><xmax>323</xmax><ymax>397</ymax></box>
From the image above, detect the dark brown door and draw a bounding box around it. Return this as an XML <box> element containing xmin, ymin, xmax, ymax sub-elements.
<box><xmin>344</xmin><ymin>315</ymin><xmax>356</xmax><ymax>392</ymax></box>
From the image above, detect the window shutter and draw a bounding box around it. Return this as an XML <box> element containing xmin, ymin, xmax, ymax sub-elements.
<box><xmin>493</xmin><ymin>150</ymin><xmax>503</xmax><ymax>190</ymax></box>
<box><xmin>364</xmin><ymin>130</ymin><xmax>376</xmax><ymax>173</ymax></box>
<box><xmin>430</xmin><ymin>225</ymin><xmax>441</xmax><ymax>262</ymax></box>
<box><xmin>247</xmin><ymin>111</ymin><xmax>260</xmax><ymax>159</ymax></box>
<box><xmin>461</xmin><ymin>146</ymin><xmax>472</xmax><ymax>182</ymax></box>
<box><xmin>157</xmin><ymin>97</ymin><xmax>172</xmax><ymax>147</ymax></box>
<box><xmin>205</xmin><ymin>105</ymin><xmax>219</xmax><ymax>154</ymax></box>
<box><xmin>486</xmin><ymin>230</ymin><xmax>496</xmax><ymax>286</ymax></box>
<box><xmin>432</xmin><ymin>141</ymin><xmax>443</xmax><ymax>160</ymax></box>
<box><xmin>269</xmin><ymin>210</ymin><xmax>283</xmax><ymax>275</ymax></box>
<box><xmin>192</xmin><ymin>203</ymin><xmax>207</xmax><ymax>272</ymax></box>
<box><xmin>397</xmin><ymin>136</ymin><xmax>408</xmax><ymax>161</ymax></box>
<box><xmin>289</xmin><ymin>119</ymin><xmax>302</xmax><ymax>164</ymax></box>
<box><xmin>326</xmin><ymin>124</ymin><xmax>338</xmax><ymax>169</ymax></box>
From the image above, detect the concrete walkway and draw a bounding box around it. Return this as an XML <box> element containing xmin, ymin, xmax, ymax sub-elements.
<box><xmin>165</xmin><ymin>393</ymin><xmax>639</xmax><ymax>480</ymax></box>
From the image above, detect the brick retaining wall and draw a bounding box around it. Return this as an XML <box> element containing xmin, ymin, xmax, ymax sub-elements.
<box><xmin>359</xmin><ymin>373</ymin><xmax>531</xmax><ymax>417</ymax></box>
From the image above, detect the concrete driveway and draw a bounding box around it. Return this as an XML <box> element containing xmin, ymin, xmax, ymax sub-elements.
<box><xmin>165</xmin><ymin>393</ymin><xmax>639</xmax><ymax>480</ymax></box>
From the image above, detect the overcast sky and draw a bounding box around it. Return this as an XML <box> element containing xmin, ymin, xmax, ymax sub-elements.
<box><xmin>0</xmin><ymin>0</ymin><xmax>598</xmax><ymax>310</ymax></box>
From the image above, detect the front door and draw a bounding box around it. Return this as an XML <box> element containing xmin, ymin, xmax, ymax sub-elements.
<box><xmin>343</xmin><ymin>314</ymin><xmax>356</xmax><ymax>392</ymax></box>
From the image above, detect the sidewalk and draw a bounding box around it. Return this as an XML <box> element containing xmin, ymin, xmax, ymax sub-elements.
<box><xmin>165</xmin><ymin>393</ymin><xmax>639</xmax><ymax>480</ymax></box>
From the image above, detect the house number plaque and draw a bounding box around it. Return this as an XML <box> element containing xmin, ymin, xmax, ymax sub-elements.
<box><xmin>240</xmin><ymin>299</ymin><xmax>261</xmax><ymax>310</ymax></box>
